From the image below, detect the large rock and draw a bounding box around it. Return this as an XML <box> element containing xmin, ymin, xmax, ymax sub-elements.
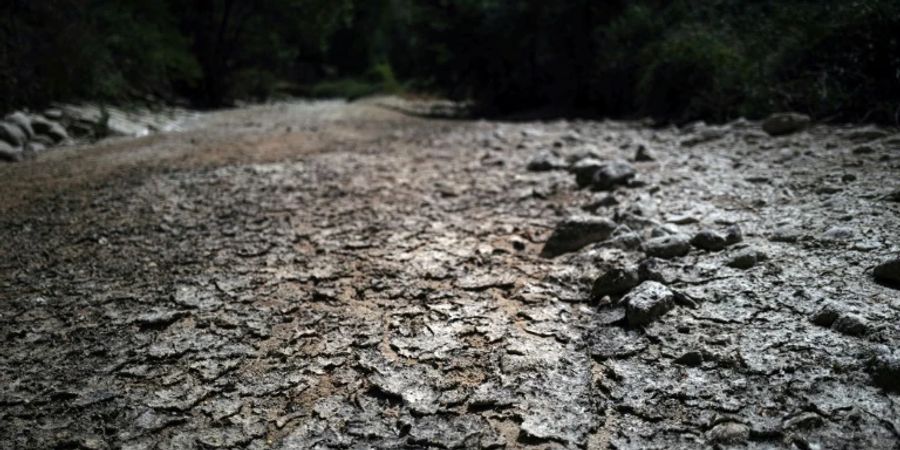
<box><xmin>762</xmin><ymin>112</ymin><xmax>811</xmax><ymax>136</ymax></box>
<box><xmin>643</xmin><ymin>234</ymin><xmax>691</xmax><ymax>259</ymax></box>
<box><xmin>30</xmin><ymin>116</ymin><xmax>68</xmax><ymax>143</ymax></box>
<box><xmin>0</xmin><ymin>121</ymin><xmax>26</xmax><ymax>147</ymax></box>
<box><xmin>5</xmin><ymin>112</ymin><xmax>34</xmax><ymax>139</ymax></box>
<box><xmin>540</xmin><ymin>216</ymin><xmax>617</xmax><ymax>258</ymax></box>
<box><xmin>873</xmin><ymin>258</ymin><xmax>900</xmax><ymax>287</ymax></box>
<box><xmin>0</xmin><ymin>141</ymin><xmax>23</xmax><ymax>162</ymax></box>
<box><xmin>624</xmin><ymin>281</ymin><xmax>675</xmax><ymax>326</ymax></box>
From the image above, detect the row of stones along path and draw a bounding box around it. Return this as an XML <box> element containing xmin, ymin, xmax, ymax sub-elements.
<box><xmin>1</xmin><ymin>99</ymin><xmax>898</xmax><ymax>449</ymax></box>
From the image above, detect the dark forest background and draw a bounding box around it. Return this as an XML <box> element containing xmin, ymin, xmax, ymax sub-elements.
<box><xmin>2</xmin><ymin>0</ymin><xmax>899</xmax><ymax>123</ymax></box>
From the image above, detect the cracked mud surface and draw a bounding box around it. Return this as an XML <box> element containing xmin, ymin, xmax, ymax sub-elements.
<box><xmin>1</xmin><ymin>100</ymin><xmax>899</xmax><ymax>449</ymax></box>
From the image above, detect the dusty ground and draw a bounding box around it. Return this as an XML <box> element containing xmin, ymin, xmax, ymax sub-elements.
<box><xmin>1</xmin><ymin>99</ymin><xmax>898</xmax><ymax>449</ymax></box>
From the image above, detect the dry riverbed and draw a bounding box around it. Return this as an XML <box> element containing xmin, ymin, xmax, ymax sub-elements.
<box><xmin>1</xmin><ymin>98</ymin><xmax>899</xmax><ymax>449</ymax></box>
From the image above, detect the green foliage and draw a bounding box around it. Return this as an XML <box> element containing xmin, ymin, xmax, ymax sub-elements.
<box><xmin>308</xmin><ymin>63</ymin><xmax>402</xmax><ymax>100</ymax></box>
<box><xmin>2</xmin><ymin>0</ymin><xmax>898</xmax><ymax>123</ymax></box>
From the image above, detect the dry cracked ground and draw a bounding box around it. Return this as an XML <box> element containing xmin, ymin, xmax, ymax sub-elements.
<box><xmin>1</xmin><ymin>99</ymin><xmax>899</xmax><ymax>449</ymax></box>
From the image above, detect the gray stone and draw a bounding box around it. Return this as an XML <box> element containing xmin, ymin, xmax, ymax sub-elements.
<box><xmin>527</xmin><ymin>151</ymin><xmax>566</xmax><ymax>171</ymax></box>
<box><xmin>638</xmin><ymin>258</ymin><xmax>667</xmax><ymax>283</ymax></box>
<box><xmin>762</xmin><ymin>112</ymin><xmax>811</xmax><ymax>136</ymax></box>
<box><xmin>591</xmin><ymin>266</ymin><xmax>640</xmax><ymax>299</ymax></box>
<box><xmin>821</xmin><ymin>226</ymin><xmax>853</xmax><ymax>241</ymax></box>
<box><xmin>810</xmin><ymin>304</ymin><xmax>840</xmax><ymax>327</ymax></box>
<box><xmin>724</xmin><ymin>224</ymin><xmax>743</xmax><ymax>245</ymax></box>
<box><xmin>831</xmin><ymin>313</ymin><xmax>868</xmax><ymax>336</ymax></box>
<box><xmin>726</xmin><ymin>248</ymin><xmax>766</xmax><ymax>270</ymax></box>
<box><xmin>674</xmin><ymin>350</ymin><xmax>704</xmax><ymax>367</ymax></box>
<box><xmin>0</xmin><ymin>141</ymin><xmax>22</xmax><ymax>162</ymax></box>
<box><xmin>0</xmin><ymin>121</ymin><xmax>26</xmax><ymax>147</ymax></box>
<box><xmin>844</xmin><ymin>126</ymin><xmax>889</xmax><ymax>142</ymax></box>
<box><xmin>706</xmin><ymin>422</ymin><xmax>750</xmax><ymax>444</ymax></box>
<box><xmin>624</xmin><ymin>281</ymin><xmax>675</xmax><ymax>326</ymax></box>
<box><xmin>770</xmin><ymin>225</ymin><xmax>802</xmax><ymax>242</ymax></box>
<box><xmin>541</xmin><ymin>216</ymin><xmax>617</xmax><ymax>258</ymax></box>
<box><xmin>31</xmin><ymin>116</ymin><xmax>68</xmax><ymax>142</ymax></box>
<box><xmin>643</xmin><ymin>234</ymin><xmax>691</xmax><ymax>259</ymax></box>
<box><xmin>868</xmin><ymin>351</ymin><xmax>900</xmax><ymax>392</ymax></box>
<box><xmin>873</xmin><ymin>258</ymin><xmax>900</xmax><ymax>286</ymax></box>
<box><xmin>634</xmin><ymin>144</ymin><xmax>655</xmax><ymax>162</ymax></box>
<box><xmin>5</xmin><ymin>112</ymin><xmax>34</xmax><ymax>138</ymax></box>
<box><xmin>591</xmin><ymin>160</ymin><xmax>636</xmax><ymax>191</ymax></box>
<box><xmin>570</xmin><ymin>158</ymin><xmax>605</xmax><ymax>188</ymax></box>
<box><xmin>690</xmin><ymin>229</ymin><xmax>728</xmax><ymax>251</ymax></box>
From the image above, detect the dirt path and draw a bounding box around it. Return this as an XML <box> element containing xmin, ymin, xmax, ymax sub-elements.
<box><xmin>1</xmin><ymin>99</ymin><xmax>898</xmax><ymax>449</ymax></box>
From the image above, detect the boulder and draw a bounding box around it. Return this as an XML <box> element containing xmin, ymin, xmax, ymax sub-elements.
<box><xmin>31</xmin><ymin>116</ymin><xmax>68</xmax><ymax>143</ymax></box>
<box><xmin>0</xmin><ymin>121</ymin><xmax>26</xmax><ymax>147</ymax></box>
<box><xmin>762</xmin><ymin>112</ymin><xmax>811</xmax><ymax>136</ymax></box>
<box><xmin>5</xmin><ymin>112</ymin><xmax>34</xmax><ymax>138</ymax></box>
<box><xmin>0</xmin><ymin>141</ymin><xmax>23</xmax><ymax>162</ymax></box>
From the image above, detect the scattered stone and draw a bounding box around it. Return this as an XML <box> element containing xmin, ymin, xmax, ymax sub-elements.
<box><xmin>873</xmin><ymin>258</ymin><xmax>900</xmax><ymax>287</ymax></box>
<box><xmin>634</xmin><ymin>144</ymin><xmax>655</xmax><ymax>162</ymax></box>
<box><xmin>0</xmin><ymin>121</ymin><xmax>26</xmax><ymax>147</ymax></box>
<box><xmin>31</xmin><ymin>116</ymin><xmax>68</xmax><ymax>142</ymax></box>
<box><xmin>527</xmin><ymin>151</ymin><xmax>566</xmax><ymax>171</ymax></box>
<box><xmin>770</xmin><ymin>225</ymin><xmax>802</xmax><ymax>243</ymax></box>
<box><xmin>667</xmin><ymin>214</ymin><xmax>699</xmax><ymax>225</ymax></box>
<box><xmin>591</xmin><ymin>266</ymin><xmax>640</xmax><ymax>299</ymax></box>
<box><xmin>541</xmin><ymin>216</ymin><xmax>617</xmax><ymax>258</ymax></box>
<box><xmin>590</xmin><ymin>160</ymin><xmax>636</xmax><ymax>191</ymax></box>
<box><xmin>783</xmin><ymin>412</ymin><xmax>824</xmax><ymax>430</ymax></box>
<box><xmin>609</xmin><ymin>231</ymin><xmax>642</xmax><ymax>251</ymax></box>
<box><xmin>571</xmin><ymin>158</ymin><xmax>605</xmax><ymax>188</ymax></box>
<box><xmin>690</xmin><ymin>229</ymin><xmax>728</xmax><ymax>251</ymax></box>
<box><xmin>821</xmin><ymin>226</ymin><xmax>854</xmax><ymax>241</ymax></box>
<box><xmin>643</xmin><ymin>234</ymin><xmax>691</xmax><ymax>259</ymax></box>
<box><xmin>674</xmin><ymin>350</ymin><xmax>704</xmax><ymax>367</ymax></box>
<box><xmin>0</xmin><ymin>141</ymin><xmax>22</xmax><ymax>162</ymax></box>
<box><xmin>810</xmin><ymin>304</ymin><xmax>840</xmax><ymax>327</ymax></box>
<box><xmin>882</xmin><ymin>189</ymin><xmax>900</xmax><ymax>202</ymax></box>
<box><xmin>624</xmin><ymin>281</ymin><xmax>675</xmax><ymax>326</ymax></box>
<box><xmin>681</xmin><ymin>126</ymin><xmax>726</xmax><ymax>146</ymax></box>
<box><xmin>706</xmin><ymin>422</ymin><xmax>750</xmax><ymax>444</ymax></box>
<box><xmin>831</xmin><ymin>313</ymin><xmax>869</xmax><ymax>336</ymax></box>
<box><xmin>638</xmin><ymin>258</ymin><xmax>667</xmax><ymax>283</ymax></box>
<box><xmin>762</xmin><ymin>112</ymin><xmax>811</xmax><ymax>136</ymax></box>
<box><xmin>726</xmin><ymin>248</ymin><xmax>766</xmax><ymax>270</ymax></box>
<box><xmin>844</xmin><ymin>126</ymin><xmax>889</xmax><ymax>142</ymax></box>
<box><xmin>724</xmin><ymin>224</ymin><xmax>743</xmax><ymax>245</ymax></box>
<box><xmin>868</xmin><ymin>351</ymin><xmax>900</xmax><ymax>392</ymax></box>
